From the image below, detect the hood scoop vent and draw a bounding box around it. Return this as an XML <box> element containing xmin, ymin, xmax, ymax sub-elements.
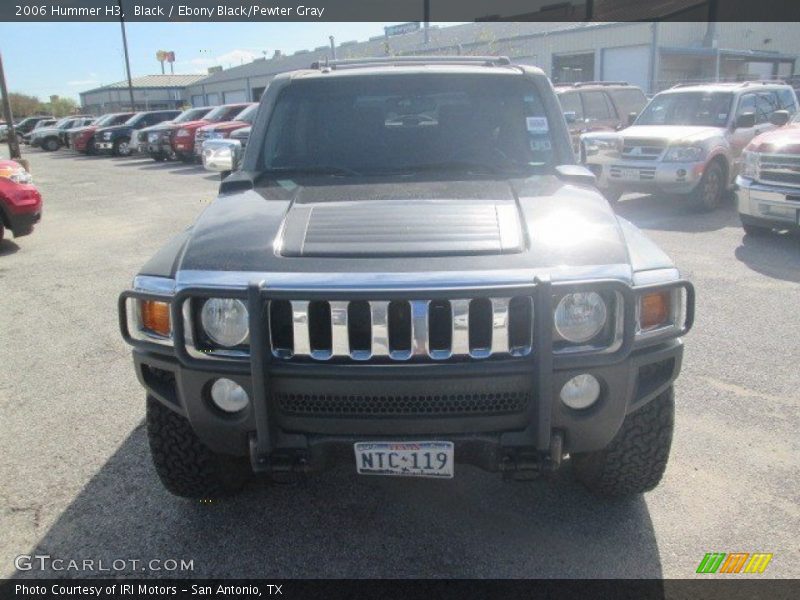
<box><xmin>278</xmin><ymin>199</ymin><xmax>524</xmax><ymax>258</ymax></box>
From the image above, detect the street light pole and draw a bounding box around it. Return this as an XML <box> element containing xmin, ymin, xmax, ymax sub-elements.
<box><xmin>0</xmin><ymin>51</ymin><xmax>22</xmax><ymax>161</ymax></box>
<box><xmin>117</xmin><ymin>0</ymin><xmax>135</xmax><ymax>111</ymax></box>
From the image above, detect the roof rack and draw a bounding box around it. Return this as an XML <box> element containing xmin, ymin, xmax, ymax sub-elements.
<box><xmin>309</xmin><ymin>55</ymin><xmax>513</xmax><ymax>70</ymax></box>
<box><xmin>739</xmin><ymin>79</ymin><xmax>787</xmax><ymax>87</ymax></box>
<box><xmin>570</xmin><ymin>81</ymin><xmax>631</xmax><ymax>88</ymax></box>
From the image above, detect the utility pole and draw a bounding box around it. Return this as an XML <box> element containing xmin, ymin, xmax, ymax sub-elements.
<box><xmin>424</xmin><ymin>0</ymin><xmax>430</xmax><ymax>45</ymax></box>
<box><xmin>0</xmin><ymin>51</ymin><xmax>23</xmax><ymax>162</ymax></box>
<box><xmin>329</xmin><ymin>36</ymin><xmax>336</xmax><ymax>60</ymax></box>
<box><xmin>117</xmin><ymin>0</ymin><xmax>135</xmax><ymax>111</ymax></box>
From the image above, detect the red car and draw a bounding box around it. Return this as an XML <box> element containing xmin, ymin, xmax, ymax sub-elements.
<box><xmin>0</xmin><ymin>160</ymin><xmax>42</xmax><ymax>244</ymax></box>
<box><xmin>70</xmin><ymin>112</ymin><xmax>135</xmax><ymax>155</ymax></box>
<box><xmin>168</xmin><ymin>103</ymin><xmax>252</xmax><ymax>162</ymax></box>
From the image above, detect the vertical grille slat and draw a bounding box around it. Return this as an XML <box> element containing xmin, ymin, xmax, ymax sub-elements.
<box><xmin>275</xmin><ymin>294</ymin><xmax>534</xmax><ymax>362</ymax></box>
<box><xmin>410</xmin><ymin>300</ymin><xmax>430</xmax><ymax>358</ymax></box>
<box><xmin>451</xmin><ymin>299</ymin><xmax>471</xmax><ymax>356</ymax></box>
<box><xmin>369</xmin><ymin>301</ymin><xmax>390</xmax><ymax>357</ymax></box>
<box><xmin>490</xmin><ymin>297</ymin><xmax>511</xmax><ymax>355</ymax></box>
<box><xmin>290</xmin><ymin>301</ymin><xmax>311</xmax><ymax>356</ymax></box>
<box><xmin>329</xmin><ymin>301</ymin><xmax>350</xmax><ymax>357</ymax></box>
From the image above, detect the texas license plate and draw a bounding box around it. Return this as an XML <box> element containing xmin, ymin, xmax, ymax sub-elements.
<box><xmin>354</xmin><ymin>441</ymin><xmax>454</xmax><ymax>478</ymax></box>
<box><xmin>619</xmin><ymin>167</ymin><xmax>640</xmax><ymax>180</ymax></box>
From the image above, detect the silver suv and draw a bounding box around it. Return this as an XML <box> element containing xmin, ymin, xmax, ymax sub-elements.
<box><xmin>581</xmin><ymin>82</ymin><xmax>798</xmax><ymax>210</ymax></box>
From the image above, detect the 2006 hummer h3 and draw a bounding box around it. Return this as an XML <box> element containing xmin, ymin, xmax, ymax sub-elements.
<box><xmin>119</xmin><ymin>57</ymin><xmax>694</xmax><ymax>499</ymax></box>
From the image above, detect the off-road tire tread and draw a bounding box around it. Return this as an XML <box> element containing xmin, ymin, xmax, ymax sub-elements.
<box><xmin>573</xmin><ymin>387</ymin><xmax>674</xmax><ymax>497</ymax></box>
<box><xmin>146</xmin><ymin>396</ymin><xmax>251</xmax><ymax>498</ymax></box>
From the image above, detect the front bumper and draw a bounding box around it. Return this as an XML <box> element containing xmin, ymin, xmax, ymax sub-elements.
<box><xmin>121</xmin><ymin>279</ymin><xmax>694</xmax><ymax>476</ymax></box>
<box><xmin>95</xmin><ymin>141</ymin><xmax>114</xmax><ymax>152</ymax></box>
<box><xmin>588</xmin><ymin>158</ymin><xmax>705</xmax><ymax>194</ymax></box>
<box><xmin>736</xmin><ymin>176</ymin><xmax>800</xmax><ymax>229</ymax></box>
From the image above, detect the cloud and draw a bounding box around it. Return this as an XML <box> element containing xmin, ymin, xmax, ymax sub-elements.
<box><xmin>67</xmin><ymin>79</ymin><xmax>100</xmax><ymax>86</ymax></box>
<box><xmin>66</xmin><ymin>73</ymin><xmax>100</xmax><ymax>87</ymax></box>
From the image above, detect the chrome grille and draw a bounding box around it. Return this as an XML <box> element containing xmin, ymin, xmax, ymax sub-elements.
<box><xmin>758</xmin><ymin>154</ymin><xmax>800</xmax><ymax>188</ymax></box>
<box><xmin>621</xmin><ymin>139</ymin><xmax>665</xmax><ymax>161</ymax></box>
<box><xmin>610</xmin><ymin>166</ymin><xmax>657</xmax><ymax>181</ymax></box>
<box><xmin>269</xmin><ymin>297</ymin><xmax>533</xmax><ymax>362</ymax></box>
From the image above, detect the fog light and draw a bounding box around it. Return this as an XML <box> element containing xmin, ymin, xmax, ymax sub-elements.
<box><xmin>560</xmin><ymin>374</ymin><xmax>601</xmax><ymax>410</ymax></box>
<box><xmin>210</xmin><ymin>378</ymin><xmax>249</xmax><ymax>413</ymax></box>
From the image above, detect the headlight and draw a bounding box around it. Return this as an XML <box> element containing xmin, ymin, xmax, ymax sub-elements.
<box><xmin>663</xmin><ymin>145</ymin><xmax>704</xmax><ymax>162</ymax></box>
<box><xmin>741</xmin><ymin>150</ymin><xmax>760</xmax><ymax>179</ymax></box>
<box><xmin>582</xmin><ymin>136</ymin><xmax>621</xmax><ymax>157</ymax></box>
<box><xmin>0</xmin><ymin>163</ymin><xmax>32</xmax><ymax>184</ymax></box>
<box><xmin>176</xmin><ymin>128</ymin><xmax>191</xmax><ymax>137</ymax></box>
<box><xmin>201</xmin><ymin>298</ymin><xmax>249</xmax><ymax>347</ymax></box>
<box><xmin>554</xmin><ymin>292</ymin><xmax>607</xmax><ymax>343</ymax></box>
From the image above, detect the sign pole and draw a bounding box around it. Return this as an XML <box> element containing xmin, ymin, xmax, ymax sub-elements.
<box><xmin>0</xmin><ymin>51</ymin><xmax>23</xmax><ymax>163</ymax></box>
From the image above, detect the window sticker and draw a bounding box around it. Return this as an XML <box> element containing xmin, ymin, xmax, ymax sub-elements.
<box><xmin>530</xmin><ymin>138</ymin><xmax>552</xmax><ymax>152</ymax></box>
<box><xmin>526</xmin><ymin>116</ymin><xmax>549</xmax><ymax>134</ymax></box>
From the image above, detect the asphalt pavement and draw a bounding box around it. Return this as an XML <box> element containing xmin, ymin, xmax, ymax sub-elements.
<box><xmin>1</xmin><ymin>149</ymin><xmax>798</xmax><ymax>579</ymax></box>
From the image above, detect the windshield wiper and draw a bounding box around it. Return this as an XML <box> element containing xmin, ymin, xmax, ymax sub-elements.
<box><xmin>392</xmin><ymin>161</ymin><xmax>501</xmax><ymax>175</ymax></box>
<box><xmin>264</xmin><ymin>165</ymin><xmax>362</xmax><ymax>177</ymax></box>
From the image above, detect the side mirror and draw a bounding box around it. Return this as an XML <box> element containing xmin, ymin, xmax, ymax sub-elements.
<box><xmin>563</xmin><ymin>111</ymin><xmax>577</xmax><ymax>124</ymax></box>
<box><xmin>202</xmin><ymin>139</ymin><xmax>243</xmax><ymax>173</ymax></box>
<box><xmin>735</xmin><ymin>112</ymin><xmax>756</xmax><ymax>129</ymax></box>
<box><xmin>555</xmin><ymin>164</ymin><xmax>597</xmax><ymax>187</ymax></box>
<box><xmin>769</xmin><ymin>110</ymin><xmax>790</xmax><ymax>127</ymax></box>
<box><xmin>628</xmin><ymin>111</ymin><xmax>638</xmax><ymax>126</ymax></box>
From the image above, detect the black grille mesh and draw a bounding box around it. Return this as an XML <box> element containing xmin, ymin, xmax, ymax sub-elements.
<box><xmin>276</xmin><ymin>390</ymin><xmax>530</xmax><ymax>417</ymax></box>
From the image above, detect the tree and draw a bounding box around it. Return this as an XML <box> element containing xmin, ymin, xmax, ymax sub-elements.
<box><xmin>7</xmin><ymin>92</ymin><xmax>42</xmax><ymax>118</ymax></box>
<box><xmin>43</xmin><ymin>95</ymin><xmax>78</xmax><ymax>117</ymax></box>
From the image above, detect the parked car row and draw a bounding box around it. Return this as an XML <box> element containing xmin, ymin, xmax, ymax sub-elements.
<box><xmin>572</xmin><ymin>80</ymin><xmax>800</xmax><ymax>233</ymax></box>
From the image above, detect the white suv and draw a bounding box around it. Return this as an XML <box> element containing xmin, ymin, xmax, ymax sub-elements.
<box><xmin>581</xmin><ymin>82</ymin><xmax>798</xmax><ymax>210</ymax></box>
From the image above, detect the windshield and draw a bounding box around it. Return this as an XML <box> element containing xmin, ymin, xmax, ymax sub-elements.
<box><xmin>95</xmin><ymin>113</ymin><xmax>129</xmax><ymax>127</ymax></box>
<box><xmin>174</xmin><ymin>107</ymin><xmax>212</xmax><ymax>123</ymax></box>
<box><xmin>124</xmin><ymin>112</ymin><xmax>147</xmax><ymax>126</ymax></box>
<box><xmin>636</xmin><ymin>92</ymin><xmax>733</xmax><ymax>127</ymax></box>
<box><xmin>205</xmin><ymin>104</ymin><xmax>248</xmax><ymax>122</ymax></box>
<box><xmin>261</xmin><ymin>74</ymin><xmax>557</xmax><ymax>176</ymax></box>
<box><xmin>235</xmin><ymin>104</ymin><xmax>258</xmax><ymax>124</ymax></box>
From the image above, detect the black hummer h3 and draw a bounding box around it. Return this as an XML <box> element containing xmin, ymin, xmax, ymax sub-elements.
<box><xmin>119</xmin><ymin>57</ymin><xmax>694</xmax><ymax>499</ymax></box>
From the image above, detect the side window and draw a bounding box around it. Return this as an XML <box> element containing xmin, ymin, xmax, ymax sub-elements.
<box><xmin>581</xmin><ymin>91</ymin><xmax>612</xmax><ymax>120</ymax></box>
<box><xmin>776</xmin><ymin>89</ymin><xmax>797</xmax><ymax>113</ymax></box>
<box><xmin>737</xmin><ymin>93</ymin><xmax>756</xmax><ymax>117</ymax></box>
<box><xmin>755</xmin><ymin>93</ymin><xmax>777</xmax><ymax>124</ymax></box>
<box><xmin>558</xmin><ymin>92</ymin><xmax>584</xmax><ymax>120</ymax></box>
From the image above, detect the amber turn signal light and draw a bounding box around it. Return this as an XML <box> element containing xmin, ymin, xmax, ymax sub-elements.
<box><xmin>141</xmin><ymin>300</ymin><xmax>171</xmax><ymax>336</ymax></box>
<box><xmin>640</xmin><ymin>291</ymin><xmax>670</xmax><ymax>331</ymax></box>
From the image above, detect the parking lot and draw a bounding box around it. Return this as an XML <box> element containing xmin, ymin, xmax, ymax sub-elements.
<box><xmin>1</xmin><ymin>148</ymin><xmax>798</xmax><ymax>579</ymax></box>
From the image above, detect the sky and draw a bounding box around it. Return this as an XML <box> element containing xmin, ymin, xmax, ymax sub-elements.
<box><xmin>0</xmin><ymin>22</ymin><xmax>434</xmax><ymax>101</ymax></box>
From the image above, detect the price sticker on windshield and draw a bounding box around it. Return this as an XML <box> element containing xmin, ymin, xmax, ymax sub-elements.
<box><xmin>526</xmin><ymin>116</ymin><xmax>549</xmax><ymax>134</ymax></box>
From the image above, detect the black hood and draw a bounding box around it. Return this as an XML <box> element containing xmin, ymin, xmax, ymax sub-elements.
<box><xmin>95</xmin><ymin>124</ymin><xmax>133</xmax><ymax>136</ymax></box>
<box><xmin>177</xmin><ymin>175</ymin><xmax>630</xmax><ymax>276</ymax></box>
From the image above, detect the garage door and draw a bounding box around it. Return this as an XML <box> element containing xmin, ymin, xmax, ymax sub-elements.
<box><xmin>603</xmin><ymin>45</ymin><xmax>651</xmax><ymax>92</ymax></box>
<box><xmin>223</xmin><ymin>90</ymin><xmax>247</xmax><ymax>104</ymax></box>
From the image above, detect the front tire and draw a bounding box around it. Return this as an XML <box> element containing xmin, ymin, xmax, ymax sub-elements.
<box><xmin>573</xmin><ymin>387</ymin><xmax>674</xmax><ymax>497</ymax></box>
<box><xmin>113</xmin><ymin>137</ymin><xmax>131</xmax><ymax>157</ymax></box>
<box><xmin>146</xmin><ymin>396</ymin><xmax>252</xmax><ymax>498</ymax></box>
<box><xmin>43</xmin><ymin>137</ymin><xmax>60</xmax><ymax>152</ymax></box>
<box><xmin>741</xmin><ymin>220</ymin><xmax>770</xmax><ymax>237</ymax></box>
<box><xmin>689</xmin><ymin>161</ymin><xmax>724</xmax><ymax>211</ymax></box>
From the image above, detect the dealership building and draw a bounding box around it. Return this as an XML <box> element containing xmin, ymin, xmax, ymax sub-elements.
<box><xmin>183</xmin><ymin>22</ymin><xmax>799</xmax><ymax>104</ymax></box>
<box><xmin>78</xmin><ymin>74</ymin><xmax>206</xmax><ymax>114</ymax></box>
<box><xmin>79</xmin><ymin>22</ymin><xmax>799</xmax><ymax>113</ymax></box>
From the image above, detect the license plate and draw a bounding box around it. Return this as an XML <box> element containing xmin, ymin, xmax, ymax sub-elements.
<box><xmin>354</xmin><ymin>441</ymin><xmax>454</xmax><ymax>478</ymax></box>
<box><xmin>619</xmin><ymin>167</ymin><xmax>640</xmax><ymax>181</ymax></box>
